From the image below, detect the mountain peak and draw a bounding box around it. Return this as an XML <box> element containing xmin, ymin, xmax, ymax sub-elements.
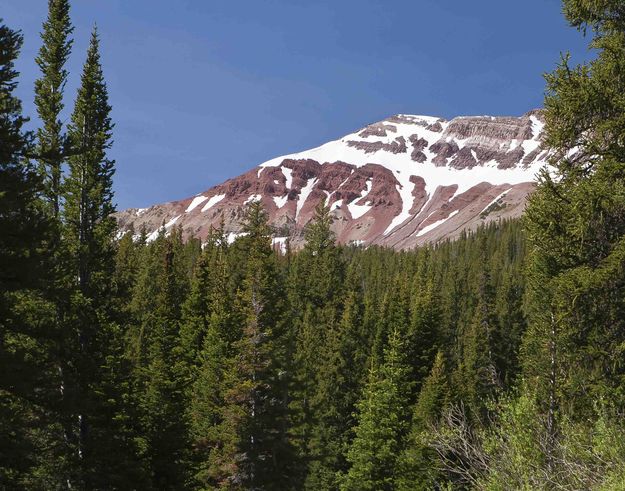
<box><xmin>116</xmin><ymin>110</ymin><xmax>548</xmax><ymax>249</ymax></box>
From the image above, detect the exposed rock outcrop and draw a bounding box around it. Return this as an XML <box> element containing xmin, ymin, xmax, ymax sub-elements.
<box><xmin>115</xmin><ymin>110</ymin><xmax>548</xmax><ymax>249</ymax></box>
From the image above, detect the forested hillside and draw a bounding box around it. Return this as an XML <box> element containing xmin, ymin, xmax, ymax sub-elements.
<box><xmin>3</xmin><ymin>0</ymin><xmax>625</xmax><ymax>489</ymax></box>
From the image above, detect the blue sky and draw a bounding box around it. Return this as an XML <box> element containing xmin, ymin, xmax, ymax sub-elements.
<box><xmin>5</xmin><ymin>0</ymin><xmax>590</xmax><ymax>210</ymax></box>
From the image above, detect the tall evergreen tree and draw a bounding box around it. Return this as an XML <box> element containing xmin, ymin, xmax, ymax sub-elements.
<box><xmin>0</xmin><ymin>20</ymin><xmax>54</xmax><ymax>488</ymax></box>
<box><xmin>289</xmin><ymin>199</ymin><xmax>346</xmax><ymax>486</ymax></box>
<box><xmin>64</xmin><ymin>26</ymin><xmax>115</xmax><ymax>290</ymax></box>
<box><xmin>124</xmin><ymin>228</ymin><xmax>191</xmax><ymax>488</ymax></box>
<box><xmin>407</xmin><ymin>277</ymin><xmax>442</xmax><ymax>391</ymax></box>
<box><xmin>34</xmin><ymin>0</ymin><xmax>73</xmax><ymax>217</ymax></box>
<box><xmin>341</xmin><ymin>328</ymin><xmax>412</xmax><ymax>491</ymax></box>
<box><xmin>59</xmin><ymin>27</ymin><xmax>144</xmax><ymax>487</ymax></box>
<box><xmin>178</xmin><ymin>225</ymin><xmax>239</xmax><ymax>487</ymax></box>
<box><xmin>455</xmin><ymin>263</ymin><xmax>499</xmax><ymax>418</ymax></box>
<box><xmin>140</xmin><ymin>232</ymin><xmax>190</xmax><ymax>488</ymax></box>
<box><xmin>305</xmin><ymin>288</ymin><xmax>365</xmax><ymax>490</ymax></box>
<box><xmin>396</xmin><ymin>351</ymin><xmax>450</xmax><ymax>490</ymax></box>
<box><xmin>522</xmin><ymin>0</ymin><xmax>625</xmax><ymax>462</ymax></box>
<box><xmin>206</xmin><ymin>202</ymin><xmax>294</xmax><ymax>489</ymax></box>
<box><xmin>0</xmin><ymin>22</ymin><xmax>47</xmax><ymax>315</ymax></box>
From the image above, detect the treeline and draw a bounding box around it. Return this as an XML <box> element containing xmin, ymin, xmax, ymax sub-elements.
<box><xmin>4</xmin><ymin>0</ymin><xmax>625</xmax><ymax>489</ymax></box>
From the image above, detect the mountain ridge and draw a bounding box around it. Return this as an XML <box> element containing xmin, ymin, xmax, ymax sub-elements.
<box><xmin>115</xmin><ymin>109</ymin><xmax>548</xmax><ymax>249</ymax></box>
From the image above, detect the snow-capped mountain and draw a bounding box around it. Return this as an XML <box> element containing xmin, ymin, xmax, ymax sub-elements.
<box><xmin>115</xmin><ymin>110</ymin><xmax>548</xmax><ymax>249</ymax></box>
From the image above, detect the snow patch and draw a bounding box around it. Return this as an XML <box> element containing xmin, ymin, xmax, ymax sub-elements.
<box><xmin>146</xmin><ymin>215</ymin><xmax>181</xmax><ymax>242</ymax></box>
<box><xmin>348</xmin><ymin>179</ymin><xmax>373</xmax><ymax>219</ymax></box>
<box><xmin>385</xmin><ymin>179</ymin><xmax>417</xmax><ymax>234</ymax></box>
<box><xmin>273</xmin><ymin>195</ymin><xmax>288</xmax><ymax>208</ymax></box>
<box><xmin>296</xmin><ymin>177</ymin><xmax>318</xmax><ymax>219</ymax></box>
<box><xmin>200</xmin><ymin>194</ymin><xmax>226</xmax><ymax>212</ymax></box>
<box><xmin>272</xmin><ymin>236</ymin><xmax>288</xmax><ymax>254</ymax></box>
<box><xmin>416</xmin><ymin>210</ymin><xmax>459</xmax><ymax>237</ymax></box>
<box><xmin>226</xmin><ymin>232</ymin><xmax>247</xmax><ymax>244</ymax></box>
<box><xmin>244</xmin><ymin>194</ymin><xmax>262</xmax><ymax>205</ymax></box>
<box><xmin>186</xmin><ymin>195</ymin><xmax>208</xmax><ymax>213</ymax></box>
<box><xmin>281</xmin><ymin>166</ymin><xmax>293</xmax><ymax>189</ymax></box>
<box><xmin>164</xmin><ymin>215</ymin><xmax>181</xmax><ymax>228</ymax></box>
<box><xmin>480</xmin><ymin>188</ymin><xmax>511</xmax><ymax>214</ymax></box>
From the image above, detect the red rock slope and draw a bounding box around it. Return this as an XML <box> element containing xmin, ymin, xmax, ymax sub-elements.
<box><xmin>115</xmin><ymin>110</ymin><xmax>548</xmax><ymax>249</ymax></box>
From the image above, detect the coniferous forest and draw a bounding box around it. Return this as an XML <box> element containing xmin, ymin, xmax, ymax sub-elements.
<box><xmin>3</xmin><ymin>1</ymin><xmax>625</xmax><ymax>489</ymax></box>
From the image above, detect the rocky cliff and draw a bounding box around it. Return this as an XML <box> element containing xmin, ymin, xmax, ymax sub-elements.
<box><xmin>115</xmin><ymin>110</ymin><xmax>548</xmax><ymax>249</ymax></box>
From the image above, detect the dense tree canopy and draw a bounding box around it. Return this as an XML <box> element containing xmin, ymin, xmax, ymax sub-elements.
<box><xmin>3</xmin><ymin>0</ymin><xmax>625</xmax><ymax>489</ymax></box>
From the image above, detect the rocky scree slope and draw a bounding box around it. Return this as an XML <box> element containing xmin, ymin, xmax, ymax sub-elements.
<box><xmin>115</xmin><ymin>110</ymin><xmax>548</xmax><ymax>249</ymax></box>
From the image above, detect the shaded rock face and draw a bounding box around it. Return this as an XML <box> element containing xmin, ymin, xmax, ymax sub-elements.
<box><xmin>116</xmin><ymin>110</ymin><xmax>549</xmax><ymax>249</ymax></box>
<box><xmin>409</xmin><ymin>136</ymin><xmax>429</xmax><ymax>162</ymax></box>
<box><xmin>346</xmin><ymin>136</ymin><xmax>408</xmax><ymax>155</ymax></box>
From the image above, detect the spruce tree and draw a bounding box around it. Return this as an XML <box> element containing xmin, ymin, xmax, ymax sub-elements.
<box><xmin>124</xmin><ymin>228</ymin><xmax>191</xmax><ymax>487</ymax></box>
<box><xmin>34</xmin><ymin>0</ymin><xmax>73</xmax><ymax>217</ymax></box>
<box><xmin>0</xmin><ymin>22</ymin><xmax>47</xmax><ymax>306</ymax></box>
<box><xmin>341</xmin><ymin>328</ymin><xmax>412</xmax><ymax>491</ymax></box>
<box><xmin>64</xmin><ymin>26</ymin><xmax>115</xmax><ymax>289</ymax></box>
<box><xmin>141</xmin><ymin>233</ymin><xmax>189</xmax><ymax>488</ymax></box>
<box><xmin>206</xmin><ymin>202</ymin><xmax>293</xmax><ymax>489</ymax></box>
<box><xmin>0</xmin><ymin>20</ymin><xmax>54</xmax><ymax>487</ymax></box>
<box><xmin>407</xmin><ymin>278</ymin><xmax>442</xmax><ymax>391</ymax></box>
<box><xmin>297</xmin><ymin>198</ymin><xmax>343</xmax><ymax>308</ymax></box>
<box><xmin>60</xmin><ymin>26</ymin><xmax>144</xmax><ymax>487</ymax></box>
<box><xmin>522</xmin><ymin>0</ymin><xmax>625</xmax><ymax>457</ymax></box>
<box><xmin>396</xmin><ymin>351</ymin><xmax>450</xmax><ymax>490</ymax></box>
<box><xmin>179</xmin><ymin>225</ymin><xmax>239</xmax><ymax>486</ymax></box>
<box><xmin>455</xmin><ymin>264</ymin><xmax>499</xmax><ymax>418</ymax></box>
<box><xmin>305</xmin><ymin>288</ymin><xmax>365</xmax><ymax>490</ymax></box>
<box><xmin>288</xmin><ymin>198</ymin><xmax>346</xmax><ymax>487</ymax></box>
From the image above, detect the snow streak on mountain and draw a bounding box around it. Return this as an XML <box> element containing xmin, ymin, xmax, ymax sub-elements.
<box><xmin>116</xmin><ymin>110</ymin><xmax>548</xmax><ymax>249</ymax></box>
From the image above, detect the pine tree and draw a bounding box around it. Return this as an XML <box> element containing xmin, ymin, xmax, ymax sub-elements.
<box><xmin>186</xmin><ymin>307</ymin><xmax>235</xmax><ymax>487</ymax></box>
<box><xmin>34</xmin><ymin>0</ymin><xmax>73</xmax><ymax>217</ymax></box>
<box><xmin>305</xmin><ymin>288</ymin><xmax>365</xmax><ymax>490</ymax></box>
<box><xmin>59</xmin><ymin>27</ymin><xmax>144</xmax><ymax>487</ymax></box>
<box><xmin>141</xmin><ymin>233</ymin><xmax>190</xmax><ymax>488</ymax></box>
<box><xmin>112</xmin><ymin>230</ymin><xmax>141</xmax><ymax>320</ymax></box>
<box><xmin>206</xmin><ymin>202</ymin><xmax>293</xmax><ymax>489</ymax></box>
<box><xmin>407</xmin><ymin>277</ymin><xmax>442</xmax><ymax>390</ymax></box>
<box><xmin>0</xmin><ymin>20</ymin><xmax>55</xmax><ymax>487</ymax></box>
<box><xmin>0</xmin><ymin>22</ymin><xmax>48</xmax><ymax>308</ymax></box>
<box><xmin>122</xmin><ymin>228</ymin><xmax>191</xmax><ymax>488</ymax></box>
<box><xmin>297</xmin><ymin>198</ymin><xmax>343</xmax><ymax>307</ymax></box>
<box><xmin>178</xmin><ymin>225</ymin><xmax>240</xmax><ymax>487</ymax></box>
<box><xmin>396</xmin><ymin>351</ymin><xmax>450</xmax><ymax>490</ymax></box>
<box><xmin>455</xmin><ymin>264</ymin><xmax>499</xmax><ymax>418</ymax></box>
<box><xmin>288</xmin><ymin>198</ymin><xmax>347</xmax><ymax>487</ymax></box>
<box><xmin>522</xmin><ymin>0</ymin><xmax>625</xmax><ymax>461</ymax></box>
<box><xmin>177</xmin><ymin>242</ymin><xmax>216</xmax><ymax>381</ymax></box>
<box><xmin>64</xmin><ymin>26</ymin><xmax>115</xmax><ymax>289</ymax></box>
<box><xmin>341</xmin><ymin>328</ymin><xmax>412</xmax><ymax>491</ymax></box>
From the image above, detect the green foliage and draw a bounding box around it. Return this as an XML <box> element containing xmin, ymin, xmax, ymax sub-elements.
<box><xmin>396</xmin><ymin>351</ymin><xmax>450</xmax><ymax>490</ymax></box>
<box><xmin>0</xmin><ymin>21</ymin><xmax>49</xmax><ymax>301</ymax></box>
<box><xmin>521</xmin><ymin>0</ymin><xmax>625</xmax><ymax>482</ymax></box>
<box><xmin>341</xmin><ymin>328</ymin><xmax>412</xmax><ymax>491</ymax></box>
<box><xmin>0</xmin><ymin>19</ymin><xmax>56</xmax><ymax>488</ymax></box>
<box><xmin>196</xmin><ymin>202</ymin><xmax>294</xmax><ymax>489</ymax></box>
<box><xmin>34</xmin><ymin>0</ymin><xmax>73</xmax><ymax>216</ymax></box>
<box><xmin>7</xmin><ymin>1</ymin><xmax>625</xmax><ymax>489</ymax></box>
